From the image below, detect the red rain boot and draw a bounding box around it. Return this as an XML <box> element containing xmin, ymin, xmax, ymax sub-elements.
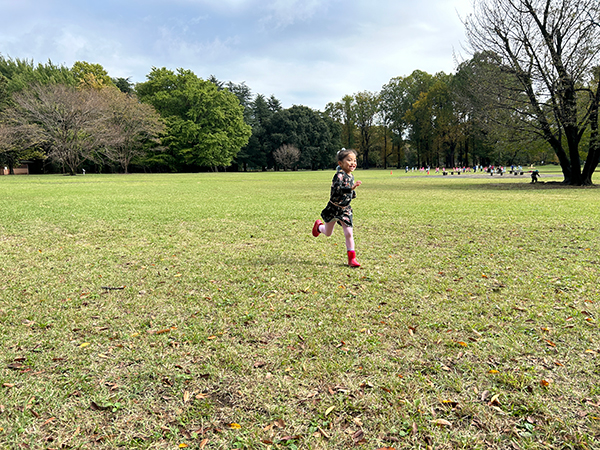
<box><xmin>347</xmin><ymin>250</ymin><xmax>361</xmax><ymax>267</ymax></box>
<box><xmin>312</xmin><ymin>219</ymin><xmax>323</xmax><ymax>237</ymax></box>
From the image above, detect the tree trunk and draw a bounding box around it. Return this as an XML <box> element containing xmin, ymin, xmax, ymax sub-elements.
<box><xmin>383</xmin><ymin>127</ymin><xmax>388</xmax><ymax>169</ymax></box>
<box><xmin>582</xmin><ymin>74</ymin><xmax>600</xmax><ymax>185</ymax></box>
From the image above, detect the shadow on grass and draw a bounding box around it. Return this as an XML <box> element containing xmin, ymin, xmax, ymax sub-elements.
<box><xmin>245</xmin><ymin>254</ymin><xmax>360</xmax><ymax>270</ymax></box>
<box><xmin>409</xmin><ymin>175</ymin><xmax>600</xmax><ymax>191</ymax></box>
<box><xmin>479</xmin><ymin>181</ymin><xmax>600</xmax><ymax>190</ymax></box>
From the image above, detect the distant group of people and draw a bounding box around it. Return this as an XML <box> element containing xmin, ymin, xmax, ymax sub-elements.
<box><xmin>403</xmin><ymin>165</ymin><xmax>505</xmax><ymax>175</ymax></box>
<box><xmin>404</xmin><ymin>165</ymin><xmax>482</xmax><ymax>174</ymax></box>
<box><xmin>402</xmin><ymin>164</ymin><xmax>539</xmax><ymax>179</ymax></box>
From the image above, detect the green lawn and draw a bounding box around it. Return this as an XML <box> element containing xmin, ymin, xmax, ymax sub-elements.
<box><xmin>1</xmin><ymin>168</ymin><xmax>599</xmax><ymax>449</ymax></box>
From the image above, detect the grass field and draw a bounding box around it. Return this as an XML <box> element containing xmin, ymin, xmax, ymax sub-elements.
<box><xmin>1</xmin><ymin>167</ymin><xmax>599</xmax><ymax>449</ymax></box>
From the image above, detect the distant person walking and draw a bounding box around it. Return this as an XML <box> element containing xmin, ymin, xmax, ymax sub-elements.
<box><xmin>312</xmin><ymin>149</ymin><xmax>362</xmax><ymax>267</ymax></box>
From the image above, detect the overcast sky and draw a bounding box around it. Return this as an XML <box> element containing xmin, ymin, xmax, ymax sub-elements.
<box><xmin>0</xmin><ymin>0</ymin><xmax>474</xmax><ymax>110</ymax></box>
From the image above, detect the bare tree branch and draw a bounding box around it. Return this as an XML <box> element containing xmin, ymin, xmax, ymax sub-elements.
<box><xmin>6</xmin><ymin>84</ymin><xmax>106</xmax><ymax>175</ymax></box>
<box><xmin>273</xmin><ymin>144</ymin><xmax>300</xmax><ymax>170</ymax></box>
<box><xmin>463</xmin><ymin>0</ymin><xmax>600</xmax><ymax>184</ymax></box>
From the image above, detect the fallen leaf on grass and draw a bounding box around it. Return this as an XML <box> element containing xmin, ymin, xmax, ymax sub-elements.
<box><xmin>352</xmin><ymin>429</ymin><xmax>365</xmax><ymax>442</ymax></box>
<box><xmin>540</xmin><ymin>379</ymin><xmax>553</xmax><ymax>387</ymax></box>
<box><xmin>199</xmin><ymin>439</ymin><xmax>209</xmax><ymax>449</ymax></box>
<box><xmin>325</xmin><ymin>406</ymin><xmax>335</xmax><ymax>416</ymax></box>
<box><xmin>317</xmin><ymin>427</ymin><xmax>330</xmax><ymax>439</ymax></box>
<box><xmin>489</xmin><ymin>394</ymin><xmax>501</xmax><ymax>406</ymax></box>
<box><xmin>183</xmin><ymin>391</ymin><xmax>191</xmax><ymax>403</ymax></box>
<box><xmin>79</xmin><ymin>343</ymin><xmax>90</xmax><ymax>348</ymax></box>
<box><xmin>441</xmin><ymin>400</ymin><xmax>459</xmax><ymax>408</ymax></box>
<box><xmin>148</xmin><ymin>326</ymin><xmax>177</xmax><ymax>335</ymax></box>
<box><xmin>431</xmin><ymin>419</ymin><xmax>452</xmax><ymax>427</ymax></box>
<box><xmin>228</xmin><ymin>423</ymin><xmax>241</xmax><ymax>429</ymax></box>
<box><xmin>3</xmin><ymin>383</ymin><xmax>15</xmax><ymax>388</ymax></box>
<box><xmin>41</xmin><ymin>417</ymin><xmax>55</xmax><ymax>427</ymax></box>
<box><xmin>90</xmin><ymin>401</ymin><xmax>111</xmax><ymax>411</ymax></box>
<box><xmin>263</xmin><ymin>419</ymin><xmax>285</xmax><ymax>432</ymax></box>
<box><xmin>544</xmin><ymin>339</ymin><xmax>557</xmax><ymax>347</ymax></box>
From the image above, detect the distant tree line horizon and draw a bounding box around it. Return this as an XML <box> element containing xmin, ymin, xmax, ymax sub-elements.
<box><xmin>1</xmin><ymin>0</ymin><xmax>599</xmax><ymax>185</ymax></box>
<box><xmin>0</xmin><ymin>55</ymin><xmax>554</xmax><ymax>175</ymax></box>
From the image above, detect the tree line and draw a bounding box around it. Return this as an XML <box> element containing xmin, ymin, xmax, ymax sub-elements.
<box><xmin>1</xmin><ymin>0</ymin><xmax>599</xmax><ymax>184</ymax></box>
<box><xmin>0</xmin><ymin>59</ymin><xmax>341</xmax><ymax>175</ymax></box>
<box><xmin>327</xmin><ymin>0</ymin><xmax>600</xmax><ymax>185</ymax></box>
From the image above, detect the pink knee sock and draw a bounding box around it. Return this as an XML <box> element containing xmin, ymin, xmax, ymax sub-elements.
<box><xmin>342</xmin><ymin>224</ymin><xmax>355</xmax><ymax>251</ymax></box>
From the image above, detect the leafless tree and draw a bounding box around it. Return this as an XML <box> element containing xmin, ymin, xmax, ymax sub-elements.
<box><xmin>273</xmin><ymin>144</ymin><xmax>301</xmax><ymax>170</ymax></box>
<box><xmin>6</xmin><ymin>83</ymin><xmax>106</xmax><ymax>175</ymax></box>
<box><xmin>3</xmin><ymin>84</ymin><xmax>165</xmax><ymax>174</ymax></box>
<box><xmin>0</xmin><ymin>122</ymin><xmax>14</xmax><ymax>172</ymax></box>
<box><xmin>97</xmin><ymin>87</ymin><xmax>164</xmax><ymax>173</ymax></box>
<box><xmin>0</xmin><ymin>122</ymin><xmax>10</xmax><ymax>150</ymax></box>
<box><xmin>463</xmin><ymin>0</ymin><xmax>600</xmax><ymax>185</ymax></box>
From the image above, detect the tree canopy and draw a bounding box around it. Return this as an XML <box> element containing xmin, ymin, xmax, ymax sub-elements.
<box><xmin>136</xmin><ymin>68</ymin><xmax>251</xmax><ymax>170</ymax></box>
<box><xmin>265</xmin><ymin>105</ymin><xmax>341</xmax><ymax>170</ymax></box>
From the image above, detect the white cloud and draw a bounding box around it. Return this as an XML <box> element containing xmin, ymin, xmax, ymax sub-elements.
<box><xmin>258</xmin><ymin>0</ymin><xmax>337</xmax><ymax>29</ymax></box>
<box><xmin>0</xmin><ymin>0</ymin><xmax>474</xmax><ymax>109</ymax></box>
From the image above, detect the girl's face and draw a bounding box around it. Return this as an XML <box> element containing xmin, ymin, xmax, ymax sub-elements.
<box><xmin>339</xmin><ymin>153</ymin><xmax>357</xmax><ymax>174</ymax></box>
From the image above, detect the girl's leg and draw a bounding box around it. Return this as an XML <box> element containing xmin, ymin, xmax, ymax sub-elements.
<box><xmin>341</xmin><ymin>223</ymin><xmax>355</xmax><ymax>250</ymax></box>
<box><xmin>342</xmin><ymin>224</ymin><xmax>360</xmax><ymax>267</ymax></box>
<box><xmin>319</xmin><ymin>221</ymin><xmax>336</xmax><ymax>237</ymax></box>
